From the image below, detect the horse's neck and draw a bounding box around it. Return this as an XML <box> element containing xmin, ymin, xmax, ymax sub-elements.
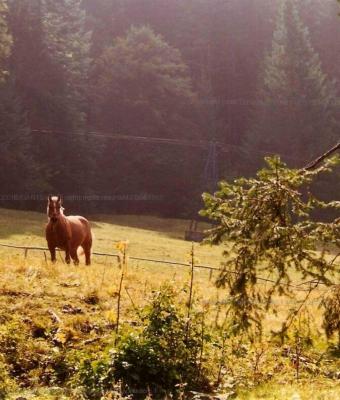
<box><xmin>59</xmin><ymin>212</ymin><xmax>68</xmax><ymax>225</ymax></box>
<box><xmin>48</xmin><ymin>213</ymin><xmax>68</xmax><ymax>226</ymax></box>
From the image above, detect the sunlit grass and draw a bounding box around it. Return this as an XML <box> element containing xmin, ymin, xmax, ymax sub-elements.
<box><xmin>0</xmin><ymin>208</ymin><xmax>339</xmax><ymax>399</ymax></box>
<box><xmin>238</xmin><ymin>380</ymin><xmax>340</xmax><ymax>400</ymax></box>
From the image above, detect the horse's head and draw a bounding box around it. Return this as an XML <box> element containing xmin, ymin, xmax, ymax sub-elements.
<box><xmin>47</xmin><ymin>195</ymin><xmax>64</xmax><ymax>222</ymax></box>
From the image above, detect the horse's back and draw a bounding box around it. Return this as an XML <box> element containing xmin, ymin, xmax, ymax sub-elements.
<box><xmin>67</xmin><ymin>216</ymin><xmax>92</xmax><ymax>243</ymax></box>
<box><xmin>67</xmin><ymin>215</ymin><xmax>90</xmax><ymax>226</ymax></box>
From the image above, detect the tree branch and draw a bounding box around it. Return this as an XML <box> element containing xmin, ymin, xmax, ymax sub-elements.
<box><xmin>303</xmin><ymin>141</ymin><xmax>340</xmax><ymax>171</ymax></box>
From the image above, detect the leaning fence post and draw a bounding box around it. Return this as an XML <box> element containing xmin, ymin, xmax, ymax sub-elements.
<box><xmin>115</xmin><ymin>241</ymin><xmax>128</xmax><ymax>343</ymax></box>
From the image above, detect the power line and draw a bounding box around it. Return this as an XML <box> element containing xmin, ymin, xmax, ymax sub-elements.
<box><xmin>31</xmin><ymin>129</ymin><xmax>213</xmax><ymax>150</ymax></box>
<box><xmin>30</xmin><ymin>128</ymin><xmax>301</xmax><ymax>162</ymax></box>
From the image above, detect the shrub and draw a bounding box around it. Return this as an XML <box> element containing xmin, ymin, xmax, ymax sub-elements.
<box><xmin>322</xmin><ymin>285</ymin><xmax>340</xmax><ymax>347</ymax></box>
<box><xmin>73</xmin><ymin>357</ymin><xmax>116</xmax><ymax>399</ymax></box>
<box><xmin>72</xmin><ymin>285</ymin><xmax>212</xmax><ymax>399</ymax></box>
<box><xmin>112</xmin><ymin>285</ymin><xmax>212</xmax><ymax>398</ymax></box>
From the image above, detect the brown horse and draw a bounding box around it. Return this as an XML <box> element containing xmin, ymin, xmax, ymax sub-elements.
<box><xmin>45</xmin><ymin>195</ymin><xmax>92</xmax><ymax>265</ymax></box>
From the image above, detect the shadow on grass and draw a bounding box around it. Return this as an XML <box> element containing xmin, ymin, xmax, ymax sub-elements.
<box><xmin>89</xmin><ymin>213</ymin><xmax>200</xmax><ymax>240</ymax></box>
<box><xmin>0</xmin><ymin>208</ymin><xmax>101</xmax><ymax>242</ymax></box>
<box><xmin>0</xmin><ymin>208</ymin><xmax>193</xmax><ymax>243</ymax></box>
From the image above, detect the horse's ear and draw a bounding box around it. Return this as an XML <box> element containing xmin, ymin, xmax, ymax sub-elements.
<box><xmin>48</xmin><ymin>195</ymin><xmax>52</xmax><ymax>202</ymax></box>
<box><xmin>57</xmin><ymin>195</ymin><xmax>62</xmax><ymax>203</ymax></box>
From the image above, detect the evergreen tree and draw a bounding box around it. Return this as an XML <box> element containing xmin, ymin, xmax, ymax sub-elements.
<box><xmin>43</xmin><ymin>0</ymin><xmax>91</xmax><ymax>128</ymax></box>
<box><xmin>8</xmin><ymin>0</ymin><xmax>91</xmax><ymax>130</ymax></box>
<box><xmin>83</xmin><ymin>0</ymin><xmax>277</xmax><ymax>146</ymax></box>
<box><xmin>92</xmin><ymin>25</ymin><xmax>196</xmax><ymax>136</ymax></box>
<box><xmin>0</xmin><ymin>0</ymin><xmax>11</xmax><ymax>83</ymax></box>
<box><xmin>0</xmin><ymin>83</ymin><xmax>39</xmax><ymax>199</ymax></box>
<box><xmin>0</xmin><ymin>1</ymin><xmax>39</xmax><ymax>203</ymax></box>
<box><xmin>91</xmin><ymin>25</ymin><xmax>203</xmax><ymax>214</ymax></box>
<box><xmin>245</xmin><ymin>0</ymin><xmax>339</xmax><ymax>170</ymax></box>
<box><xmin>299</xmin><ymin>0</ymin><xmax>340</xmax><ymax>89</ymax></box>
<box><xmin>7</xmin><ymin>0</ymin><xmax>94</xmax><ymax>195</ymax></box>
<box><xmin>1</xmin><ymin>0</ymin><xmax>337</xmax><ymax>215</ymax></box>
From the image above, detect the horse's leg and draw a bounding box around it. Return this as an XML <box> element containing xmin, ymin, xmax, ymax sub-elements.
<box><xmin>65</xmin><ymin>243</ymin><xmax>71</xmax><ymax>264</ymax></box>
<box><xmin>84</xmin><ymin>247</ymin><xmax>91</xmax><ymax>266</ymax></box>
<box><xmin>48</xmin><ymin>245</ymin><xmax>56</xmax><ymax>263</ymax></box>
<box><xmin>83</xmin><ymin>241</ymin><xmax>92</xmax><ymax>266</ymax></box>
<box><xmin>81</xmin><ymin>234</ymin><xmax>92</xmax><ymax>265</ymax></box>
<box><xmin>70</xmin><ymin>247</ymin><xmax>79</xmax><ymax>266</ymax></box>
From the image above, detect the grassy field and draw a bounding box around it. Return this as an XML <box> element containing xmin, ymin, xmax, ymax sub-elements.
<box><xmin>0</xmin><ymin>208</ymin><xmax>340</xmax><ymax>399</ymax></box>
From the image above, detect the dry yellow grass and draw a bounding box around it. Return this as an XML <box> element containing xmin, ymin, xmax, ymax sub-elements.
<box><xmin>0</xmin><ymin>208</ymin><xmax>339</xmax><ymax>399</ymax></box>
<box><xmin>0</xmin><ymin>211</ymin><xmax>228</xmax><ymax>379</ymax></box>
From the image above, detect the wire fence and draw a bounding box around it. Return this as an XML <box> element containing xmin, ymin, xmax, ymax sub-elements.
<box><xmin>0</xmin><ymin>241</ymin><xmax>334</xmax><ymax>293</ymax></box>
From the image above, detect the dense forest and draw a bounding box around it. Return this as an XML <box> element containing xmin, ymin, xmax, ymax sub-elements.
<box><xmin>0</xmin><ymin>0</ymin><xmax>339</xmax><ymax>216</ymax></box>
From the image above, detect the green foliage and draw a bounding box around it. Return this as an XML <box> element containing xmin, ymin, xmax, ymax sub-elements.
<box><xmin>71</xmin><ymin>285</ymin><xmax>213</xmax><ymax>399</ymax></box>
<box><xmin>42</xmin><ymin>0</ymin><xmax>91</xmax><ymax>127</ymax></box>
<box><xmin>245</xmin><ymin>0</ymin><xmax>339</xmax><ymax>169</ymax></box>
<box><xmin>0</xmin><ymin>318</ymin><xmax>31</xmax><ymax>380</ymax></box>
<box><xmin>71</xmin><ymin>355</ymin><xmax>117</xmax><ymax>399</ymax></box>
<box><xmin>92</xmin><ymin>25</ymin><xmax>196</xmax><ymax>135</ymax></box>
<box><xmin>90</xmin><ymin>24</ymin><xmax>203</xmax><ymax>213</ymax></box>
<box><xmin>201</xmin><ymin>156</ymin><xmax>340</xmax><ymax>336</ymax></box>
<box><xmin>0</xmin><ymin>315</ymin><xmax>72</xmax><ymax>389</ymax></box>
<box><xmin>0</xmin><ymin>83</ymin><xmax>40</xmax><ymax>196</ymax></box>
<box><xmin>0</xmin><ymin>0</ymin><xmax>11</xmax><ymax>83</ymax></box>
<box><xmin>8</xmin><ymin>0</ymin><xmax>91</xmax><ymax>130</ymax></box>
<box><xmin>6</xmin><ymin>0</ymin><xmax>94</xmax><ymax>195</ymax></box>
<box><xmin>1</xmin><ymin>0</ymin><xmax>339</xmax><ymax>215</ymax></box>
<box><xmin>113</xmin><ymin>285</ymin><xmax>212</xmax><ymax>398</ymax></box>
<box><xmin>321</xmin><ymin>286</ymin><xmax>340</xmax><ymax>346</ymax></box>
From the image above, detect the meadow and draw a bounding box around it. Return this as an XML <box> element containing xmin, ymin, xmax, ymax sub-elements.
<box><xmin>0</xmin><ymin>208</ymin><xmax>340</xmax><ymax>399</ymax></box>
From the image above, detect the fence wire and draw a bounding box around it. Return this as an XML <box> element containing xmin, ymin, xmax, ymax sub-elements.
<box><xmin>0</xmin><ymin>242</ymin><xmax>335</xmax><ymax>293</ymax></box>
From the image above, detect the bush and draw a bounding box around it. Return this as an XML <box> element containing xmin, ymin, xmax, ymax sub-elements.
<box><xmin>112</xmin><ymin>285</ymin><xmax>212</xmax><ymax>398</ymax></box>
<box><xmin>73</xmin><ymin>285</ymin><xmax>212</xmax><ymax>399</ymax></box>
<box><xmin>322</xmin><ymin>286</ymin><xmax>340</xmax><ymax>346</ymax></box>
<box><xmin>71</xmin><ymin>353</ymin><xmax>119</xmax><ymax>399</ymax></box>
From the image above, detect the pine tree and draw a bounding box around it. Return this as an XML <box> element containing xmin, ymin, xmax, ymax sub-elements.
<box><xmin>92</xmin><ymin>25</ymin><xmax>196</xmax><ymax>136</ymax></box>
<box><xmin>90</xmin><ymin>25</ymin><xmax>202</xmax><ymax>214</ymax></box>
<box><xmin>43</xmin><ymin>0</ymin><xmax>91</xmax><ymax>128</ymax></box>
<box><xmin>0</xmin><ymin>1</ymin><xmax>40</xmax><ymax>201</ymax></box>
<box><xmin>0</xmin><ymin>83</ymin><xmax>40</xmax><ymax>199</ymax></box>
<box><xmin>0</xmin><ymin>0</ymin><xmax>11</xmax><ymax>83</ymax></box>
<box><xmin>7</xmin><ymin>0</ymin><xmax>93</xmax><ymax>195</ymax></box>
<box><xmin>245</xmin><ymin>0</ymin><xmax>339</xmax><ymax>169</ymax></box>
<box><xmin>299</xmin><ymin>0</ymin><xmax>340</xmax><ymax>89</ymax></box>
<box><xmin>8</xmin><ymin>0</ymin><xmax>91</xmax><ymax>130</ymax></box>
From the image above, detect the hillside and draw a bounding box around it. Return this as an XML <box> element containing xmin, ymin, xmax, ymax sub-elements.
<box><xmin>0</xmin><ymin>209</ymin><xmax>340</xmax><ymax>399</ymax></box>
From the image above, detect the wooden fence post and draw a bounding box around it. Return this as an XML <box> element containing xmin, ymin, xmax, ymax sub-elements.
<box><xmin>186</xmin><ymin>242</ymin><xmax>195</xmax><ymax>339</ymax></box>
<box><xmin>115</xmin><ymin>242</ymin><xmax>128</xmax><ymax>343</ymax></box>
